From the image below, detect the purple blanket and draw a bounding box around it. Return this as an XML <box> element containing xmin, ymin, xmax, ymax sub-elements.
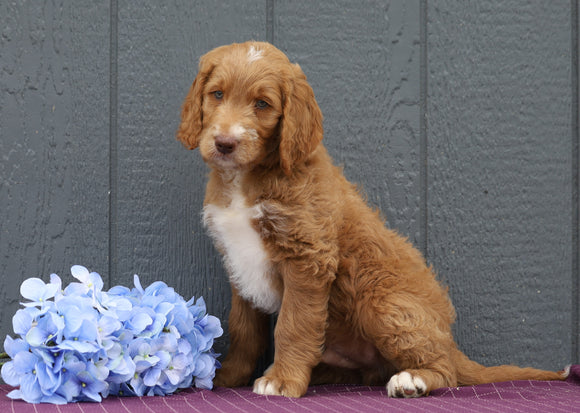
<box><xmin>2</xmin><ymin>365</ymin><xmax>579</xmax><ymax>412</ymax></box>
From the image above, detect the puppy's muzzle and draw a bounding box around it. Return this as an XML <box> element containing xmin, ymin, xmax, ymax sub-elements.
<box><xmin>215</xmin><ymin>135</ymin><xmax>239</xmax><ymax>155</ymax></box>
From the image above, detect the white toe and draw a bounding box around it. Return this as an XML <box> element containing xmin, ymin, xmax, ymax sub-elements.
<box><xmin>387</xmin><ymin>372</ymin><xmax>427</xmax><ymax>398</ymax></box>
<box><xmin>253</xmin><ymin>377</ymin><xmax>281</xmax><ymax>396</ymax></box>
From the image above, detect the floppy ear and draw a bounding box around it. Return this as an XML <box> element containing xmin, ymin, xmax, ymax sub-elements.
<box><xmin>176</xmin><ymin>55</ymin><xmax>214</xmax><ymax>149</ymax></box>
<box><xmin>279</xmin><ymin>64</ymin><xmax>323</xmax><ymax>175</ymax></box>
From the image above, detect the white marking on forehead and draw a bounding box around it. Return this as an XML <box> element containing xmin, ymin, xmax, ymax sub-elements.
<box><xmin>247</xmin><ymin>45</ymin><xmax>264</xmax><ymax>63</ymax></box>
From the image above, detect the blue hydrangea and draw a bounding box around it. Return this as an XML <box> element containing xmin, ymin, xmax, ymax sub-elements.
<box><xmin>1</xmin><ymin>266</ymin><xmax>223</xmax><ymax>404</ymax></box>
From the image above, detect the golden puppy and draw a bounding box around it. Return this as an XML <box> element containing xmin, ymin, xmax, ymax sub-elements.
<box><xmin>177</xmin><ymin>41</ymin><xmax>566</xmax><ymax>398</ymax></box>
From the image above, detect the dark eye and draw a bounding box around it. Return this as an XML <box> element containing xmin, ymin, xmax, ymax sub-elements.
<box><xmin>255</xmin><ymin>99</ymin><xmax>269</xmax><ymax>109</ymax></box>
<box><xmin>213</xmin><ymin>91</ymin><xmax>224</xmax><ymax>100</ymax></box>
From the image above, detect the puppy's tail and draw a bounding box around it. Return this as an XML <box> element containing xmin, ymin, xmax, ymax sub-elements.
<box><xmin>452</xmin><ymin>348</ymin><xmax>569</xmax><ymax>386</ymax></box>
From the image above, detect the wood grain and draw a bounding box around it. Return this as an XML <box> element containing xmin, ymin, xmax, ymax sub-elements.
<box><xmin>0</xmin><ymin>0</ymin><xmax>577</xmax><ymax>374</ymax></box>
<box><xmin>0</xmin><ymin>0</ymin><xmax>110</xmax><ymax>343</ymax></box>
<box><xmin>114</xmin><ymin>1</ymin><xmax>268</xmax><ymax>356</ymax></box>
<box><xmin>427</xmin><ymin>0</ymin><xmax>573</xmax><ymax>369</ymax></box>
<box><xmin>276</xmin><ymin>0</ymin><xmax>423</xmax><ymax>243</ymax></box>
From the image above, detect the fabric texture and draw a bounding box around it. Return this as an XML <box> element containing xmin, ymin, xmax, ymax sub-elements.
<box><xmin>1</xmin><ymin>365</ymin><xmax>579</xmax><ymax>412</ymax></box>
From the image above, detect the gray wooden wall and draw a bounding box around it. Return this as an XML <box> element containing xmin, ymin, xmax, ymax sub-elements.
<box><xmin>1</xmin><ymin>0</ymin><xmax>578</xmax><ymax>372</ymax></box>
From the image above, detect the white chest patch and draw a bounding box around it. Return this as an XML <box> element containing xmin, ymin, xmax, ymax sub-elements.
<box><xmin>203</xmin><ymin>191</ymin><xmax>281</xmax><ymax>314</ymax></box>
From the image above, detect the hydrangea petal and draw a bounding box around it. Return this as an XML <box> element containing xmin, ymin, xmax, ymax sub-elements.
<box><xmin>154</xmin><ymin>350</ymin><xmax>171</xmax><ymax>369</ymax></box>
<box><xmin>98</xmin><ymin>315</ymin><xmax>122</xmax><ymax>338</ymax></box>
<box><xmin>20</xmin><ymin>278</ymin><xmax>57</xmax><ymax>302</ymax></box>
<box><xmin>133</xmin><ymin>275</ymin><xmax>144</xmax><ymax>294</ymax></box>
<box><xmin>40</xmin><ymin>394</ymin><xmax>68</xmax><ymax>404</ymax></box>
<box><xmin>26</xmin><ymin>326</ymin><xmax>49</xmax><ymax>347</ymax></box>
<box><xmin>36</xmin><ymin>361</ymin><xmax>61</xmax><ymax>395</ymax></box>
<box><xmin>13</xmin><ymin>351</ymin><xmax>38</xmax><ymax>373</ymax></box>
<box><xmin>107</xmin><ymin>354</ymin><xmax>135</xmax><ymax>380</ymax></box>
<box><xmin>58</xmin><ymin>339</ymin><xmax>100</xmax><ymax>353</ymax></box>
<box><xmin>3</xmin><ymin>336</ymin><xmax>29</xmax><ymax>358</ymax></box>
<box><xmin>70</xmin><ymin>265</ymin><xmax>90</xmax><ymax>284</ymax></box>
<box><xmin>49</xmin><ymin>274</ymin><xmax>63</xmax><ymax>300</ymax></box>
<box><xmin>76</xmin><ymin>370</ymin><xmax>105</xmax><ymax>402</ymax></box>
<box><xmin>193</xmin><ymin>353</ymin><xmax>214</xmax><ymax>378</ymax></box>
<box><xmin>34</xmin><ymin>347</ymin><xmax>58</xmax><ymax>366</ymax></box>
<box><xmin>49</xmin><ymin>273</ymin><xmax>62</xmax><ymax>286</ymax></box>
<box><xmin>165</xmin><ymin>368</ymin><xmax>182</xmax><ymax>385</ymax></box>
<box><xmin>63</xmin><ymin>282</ymin><xmax>87</xmax><ymax>296</ymax></box>
<box><xmin>143</xmin><ymin>367</ymin><xmax>162</xmax><ymax>387</ymax></box>
<box><xmin>129</xmin><ymin>312</ymin><xmax>153</xmax><ymax>333</ymax></box>
<box><xmin>19</xmin><ymin>373</ymin><xmax>42</xmax><ymax>403</ymax></box>
<box><xmin>58</xmin><ymin>378</ymin><xmax>80</xmax><ymax>402</ymax></box>
<box><xmin>6</xmin><ymin>389</ymin><xmax>24</xmax><ymax>401</ymax></box>
<box><xmin>130</xmin><ymin>375</ymin><xmax>146</xmax><ymax>396</ymax></box>
<box><xmin>1</xmin><ymin>362</ymin><xmax>20</xmax><ymax>386</ymax></box>
<box><xmin>103</xmin><ymin>296</ymin><xmax>133</xmax><ymax>321</ymax></box>
<box><xmin>108</xmin><ymin>285</ymin><xmax>131</xmax><ymax>296</ymax></box>
<box><xmin>89</xmin><ymin>271</ymin><xmax>104</xmax><ymax>292</ymax></box>
<box><xmin>195</xmin><ymin>375</ymin><xmax>214</xmax><ymax>390</ymax></box>
<box><xmin>170</xmin><ymin>353</ymin><xmax>188</xmax><ymax>370</ymax></box>
<box><xmin>134</xmin><ymin>354</ymin><xmax>160</xmax><ymax>372</ymax></box>
<box><xmin>90</xmin><ymin>360</ymin><xmax>110</xmax><ymax>382</ymax></box>
<box><xmin>202</xmin><ymin>315</ymin><xmax>224</xmax><ymax>346</ymax></box>
<box><xmin>6</xmin><ymin>267</ymin><xmax>223</xmax><ymax>403</ymax></box>
<box><xmin>156</xmin><ymin>302</ymin><xmax>174</xmax><ymax>316</ymax></box>
<box><xmin>12</xmin><ymin>308</ymin><xmax>35</xmax><ymax>336</ymax></box>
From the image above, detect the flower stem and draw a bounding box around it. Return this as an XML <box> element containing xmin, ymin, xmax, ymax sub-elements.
<box><xmin>0</xmin><ymin>352</ymin><xmax>8</xmax><ymax>368</ymax></box>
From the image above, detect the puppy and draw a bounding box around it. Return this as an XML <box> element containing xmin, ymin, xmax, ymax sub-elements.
<box><xmin>177</xmin><ymin>41</ymin><xmax>566</xmax><ymax>398</ymax></box>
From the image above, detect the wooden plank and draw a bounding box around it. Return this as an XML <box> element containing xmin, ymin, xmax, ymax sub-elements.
<box><xmin>114</xmin><ymin>1</ymin><xmax>267</xmax><ymax>356</ymax></box>
<box><xmin>67</xmin><ymin>2</ymin><xmax>112</xmax><ymax>279</ymax></box>
<box><xmin>427</xmin><ymin>0</ymin><xmax>573</xmax><ymax>369</ymax></box>
<box><xmin>275</xmin><ymin>0</ymin><xmax>423</xmax><ymax>243</ymax></box>
<box><xmin>0</xmin><ymin>0</ymin><xmax>110</xmax><ymax>340</ymax></box>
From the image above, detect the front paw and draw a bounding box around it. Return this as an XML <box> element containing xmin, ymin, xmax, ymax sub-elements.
<box><xmin>253</xmin><ymin>374</ymin><xmax>307</xmax><ymax>398</ymax></box>
<box><xmin>387</xmin><ymin>371</ymin><xmax>427</xmax><ymax>398</ymax></box>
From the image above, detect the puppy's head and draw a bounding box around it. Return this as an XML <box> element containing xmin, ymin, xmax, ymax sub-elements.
<box><xmin>177</xmin><ymin>41</ymin><xmax>323</xmax><ymax>175</ymax></box>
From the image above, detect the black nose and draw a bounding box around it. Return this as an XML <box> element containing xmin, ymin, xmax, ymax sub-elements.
<box><xmin>215</xmin><ymin>136</ymin><xmax>238</xmax><ymax>154</ymax></box>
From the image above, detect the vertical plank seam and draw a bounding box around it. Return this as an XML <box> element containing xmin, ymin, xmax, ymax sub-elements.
<box><xmin>266</xmin><ymin>0</ymin><xmax>275</xmax><ymax>44</ymax></box>
<box><xmin>109</xmin><ymin>0</ymin><xmax>119</xmax><ymax>285</ymax></box>
<box><xmin>572</xmin><ymin>0</ymin><xmax>580</xmax><ymax>364</ymax></box>
<box><xmin>266</xmin><ymin>0</ymin><xmax>276</xmax><ymax>366</ymax></box>
<box><xmin>419</xmin><ymin>0</ymin><xmax>429</xmax><ymax>259</ymax></box>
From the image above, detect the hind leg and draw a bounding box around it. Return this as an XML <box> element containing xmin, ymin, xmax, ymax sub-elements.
<box><xmin>359</xmin><ymin>295</ymin><xmax>458</xmax><ymax>397</ymax></box>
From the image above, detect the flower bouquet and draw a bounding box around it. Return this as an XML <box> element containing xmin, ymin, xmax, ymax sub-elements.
<box><xmin>0</xmin><ymin>266</ymin><xmax>223</xmax><ymax>404</ymax></box>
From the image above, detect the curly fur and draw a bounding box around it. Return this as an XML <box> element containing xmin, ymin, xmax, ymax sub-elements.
<box><xmin>177</xmin><ymin>41</ymin><xmax>566</xmax><ymax>398</ymax></box>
